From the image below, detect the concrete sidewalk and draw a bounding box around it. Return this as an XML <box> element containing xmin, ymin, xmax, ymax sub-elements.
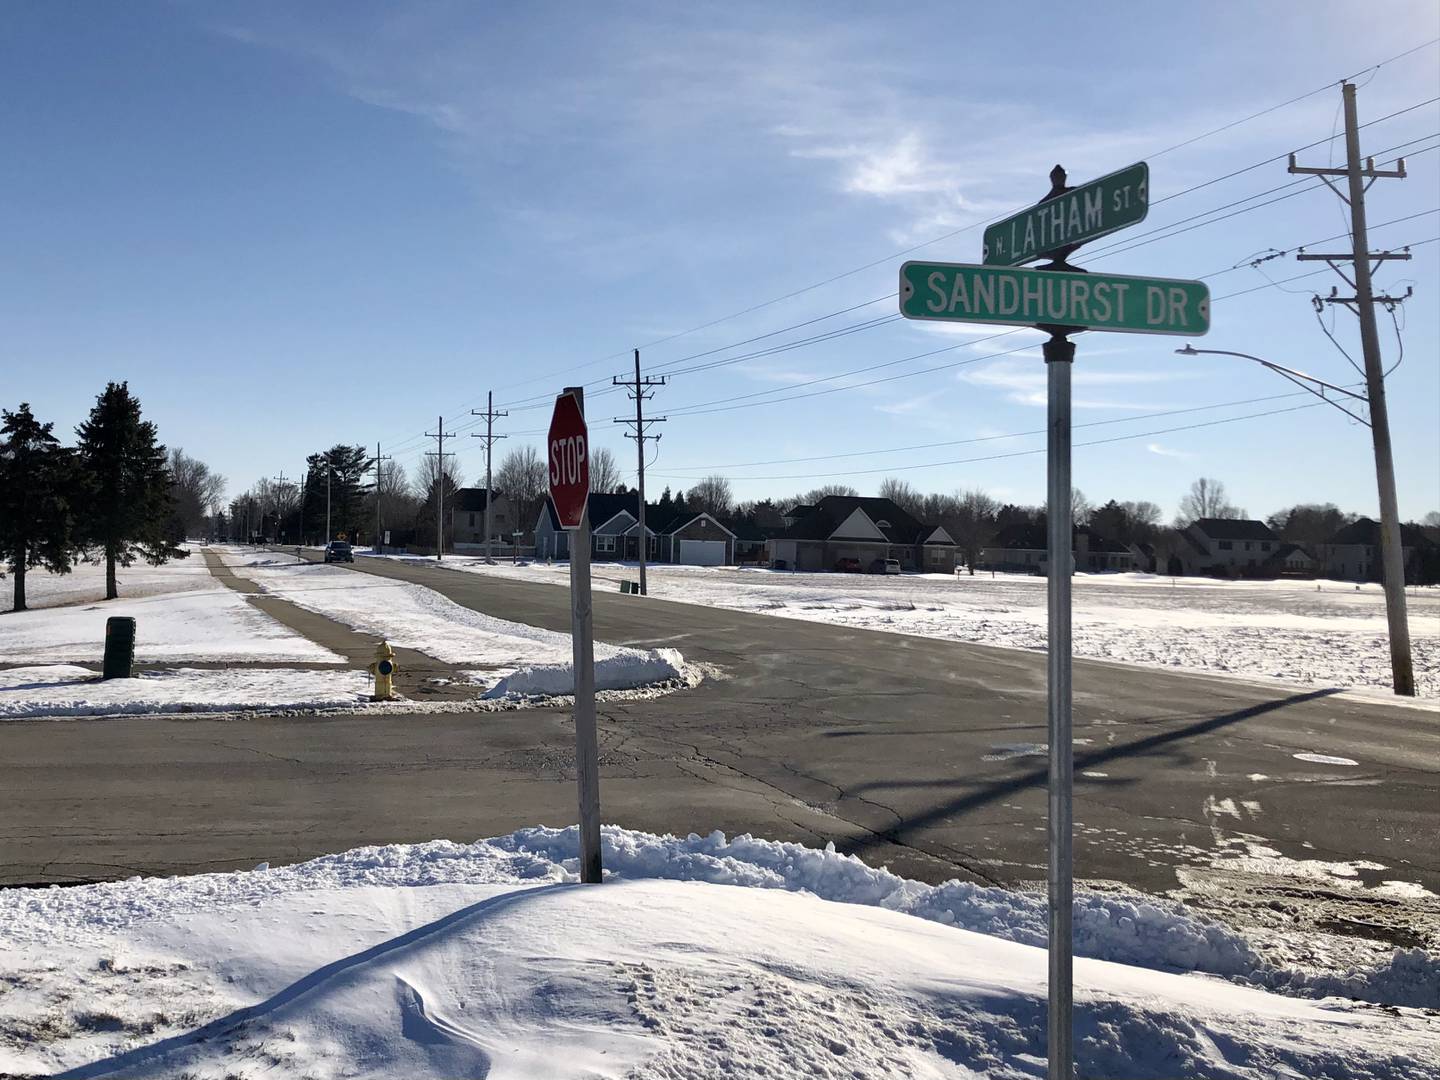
<box><xmin>197</xmin><ymin>549</ymin><xmax>476</xmax><ymax>703</ymax></box>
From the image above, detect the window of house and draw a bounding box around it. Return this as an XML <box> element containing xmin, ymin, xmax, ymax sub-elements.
<box><xmin>648</xmin><ymin>536</ymin><xmax>659</xmax><ymax>555</ymax></box>
<box><xmin>1261</xmin><ymin>542</ymin><xmax>1270</xmax><ymax>551</ymax></box>
<box><xmin>469</xmin><ymin>512</ymin><xmax>476</xmax><ymax>527</ymax></box>
<box><xmin>596</xmin><ymin>535</ymin><xmax>616</xmax><ymax>553</ymax></box>
<box><xmin>1218</xmin><ymin>540</ymin><xmax>1232</xmax><ymax>550</ymax></box>
<box><xmin>1244</xmin><ymin>541</ymin><xmax>1252</xmax><ymax>551</ymax></box>
<box><xmin>875</xmin><ymin>520</ymin><xmax>891</xmax><ymax>529</ymax></box>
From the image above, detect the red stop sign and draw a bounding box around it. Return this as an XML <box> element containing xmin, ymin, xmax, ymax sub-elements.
<box><xmin>547</xmin><ymin>391</ymin><xmax>590</xmax><ymax>530</ymax></box>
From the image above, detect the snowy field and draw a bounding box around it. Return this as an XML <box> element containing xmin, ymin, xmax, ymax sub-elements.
<box><xmin>0</xmin><ymin>665</ymin><xmax>374</xmax><ymax>719</ymax></box>
<box><xmin>0</xmin><ymin>555</ymin><xmax>339</xmax><ymax>665</ymax></box>
<box><xmin>411</xmin><ymin>557</ymin><xmax>1440</xmax><ymax>699</ymax></box>
<box><xmin>1</xmin><ymin>827</ymin><xmax>1433</xmax><ymax>1079</ymax></box>
<box><xmin>217</xmin><ymin>548</ymin><xmax>690</xmax><ymax>699</ymax></box>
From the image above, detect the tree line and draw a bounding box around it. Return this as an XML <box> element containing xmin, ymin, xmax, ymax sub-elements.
<box><xmin>0</xmin><ymin>384</ymin><xmax>218</xmax><ymax>611</ymax></box>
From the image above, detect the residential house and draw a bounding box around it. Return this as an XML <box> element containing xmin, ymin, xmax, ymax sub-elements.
<box><xmin>1323</xmin><ymin>517</ymin><xmax>1434</xmax><ymax>583</ymax></box>
<box><xmin>979</xmin><ymin>523</ymin><xmax>1047</xmax><ymax>573</ymax></box>
<box><xmin>450</xmin><ymin>488</ymin><xmax>519</xmax><ymax>548</ymax></box>
<box><xmin>1181</xmin><ymin>518</ymin><xmax>1281</xmax><ymax>576</ymax></box>
<box><xmin>980</xmin><ymin>524</ymin><xmax>1135</xmax><ymax>574</ymax></box>
<box><xmin>730</xmin><ymin>520</ymin><xmax>781</xmax><ymax>565</ymax></box>
<box><xmin>766</xmin><ymin>496</ymin><xmax>957</xmax><ymax>573</ymax></box>
<box><xmin>1265</xmin><ymin>543</ymin><xmax>1317</xmax><ymax>577</ymax></box>
<box><xmin>533</xmin><ymin>494</ymin><xmax>738</xmax><ymax>565</ymax></box>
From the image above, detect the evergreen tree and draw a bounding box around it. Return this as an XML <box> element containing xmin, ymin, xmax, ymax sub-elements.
<box><xmin>0</xmin><ymin>404</ymin><xmax>76</xmax><ymax>612</ymax></box>
<box><xmin>74</xmin><ymin>382</ymin><xmax>185</xmax><ymax>600</ymax></box>
<box><xmin>302</xmin><ymin>445</ymin><xmax>373</xmax><ymax>543</ymax></box>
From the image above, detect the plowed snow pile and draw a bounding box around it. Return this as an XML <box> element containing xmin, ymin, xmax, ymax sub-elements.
<box><xmin>2</xmin><ymin>827</ymin><xmax>1434</xmax><ymax>1079</ymax></box>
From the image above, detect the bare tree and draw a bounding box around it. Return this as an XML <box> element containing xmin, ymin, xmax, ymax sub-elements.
<box><xmin>1122</xmin><ymin>500</ymin><xmax>1163</xmax><ymax>530</ymax></box>
<box><xmin>496</xmin><ymin>445</ymin><xmax>548</xmax><ymax>531</ymax></box>
<box><xmin>589</xmin><ymin>447</ymin><xmax>622</xmax><ymax>494</ymax></box>
<box><xmin>877</xmin><ymin>477</ymin><xmax>924</xmax><ymax>517</ymax></box>
<box><xmin>377</xmin><ymin>458</ymin><xmax>412</xmax><ymax>503</ymax></box>
<box><xmin>800</xmin><ymin>483</ymin><xmax>858</xmax><ymax>503</ymax></box>
<box><xmin>416</xmin><ymin>452</ymin><xmax>464</xmax><ymax>493</ymax></box>
<box><xmin>168</xmin><ymin>448</ymin><xmax>226</xmax><ymax>539</ymax></box>
<box><xmin>947</xmin><ymin>487</ymin><xmax>999</xmax><ymax>574</ymax></box>
<box><xmin>687</xmin><ymin>474</ymin><xmax>734</xmax><ymax>517</ymax></box>
<box><xmin>1420</xmin><ymin>510</ymin><xmax>1440</xmax><ymax>528</ymax></box>
<box><xmin>1176</xmin><ymin>477</ymin><xmax>1244</xmax><ymax>525</ymax></box>
<box><xmin>1071</xmin><ymin>487</ymin><xmax>1092</xmax><ymax>525</ymax></box>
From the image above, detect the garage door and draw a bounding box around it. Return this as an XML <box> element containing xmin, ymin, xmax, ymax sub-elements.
<box><xmin>677</xmin><ymin>539</ymin><xmax>726</xmax><ymax>566</ymax></box>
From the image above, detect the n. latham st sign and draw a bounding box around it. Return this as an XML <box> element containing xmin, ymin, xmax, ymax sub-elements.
<box><xmin>899</xmin><ymin>261</ymin><xmax>1210</xmax><ymax>336</ymax></box>
<box><xmin>983</xmin><ymin>162</ymin><xmax>1149</xmax><ymax>267</ymax></box>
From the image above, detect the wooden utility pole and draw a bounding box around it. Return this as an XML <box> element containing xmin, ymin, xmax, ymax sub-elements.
<box><xmin>613</xmin><ymin>349</ymin><xmax>666</xmax><ymax>594</ymax></box>
<box><xmin>1290</xmin><ymin>81</ymin><xmax>1414</xmax><ymax>695</ymax></box>
<box><xmin>373</xmin><ymin>443</ymin><xmax>392</xmax><ymax>553</ymax></box>
<box><xmin>471</xmin><ymin>392</ymin><xmax>508</xmax><ymax>562</ymax></box>
<box><xmin>425</xmin><ymin>416</ymin><xmax>456</xmax><ymax>562</ymax></box>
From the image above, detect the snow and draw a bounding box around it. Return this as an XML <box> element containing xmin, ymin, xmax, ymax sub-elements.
<box><xmin>0</xmin><ymin>555</ymin><xmax>339</xmax><ymax>665</ymax></box>
<box><xmin>1</xmin><ymin>552</ymin><xmax>218</xmax><ymax>611</ymax></box>
<box><xmin>411</xmin><ymin>557</ymin><xmax>1440</xmax><ymax>698</ymax></box>
<box><xmin>2</xmin><ymin>827</ymin><xmax>1434</xmax><ymax>1078</ymax></box>
<box><xmin>218</xmin><ymin>547</ymin><xmax>691</xmax><ymax>697</ymax></box>
<box><xmin>485</xmin><ymin>648</ymin><xmax>686</xmax><ymax>699</ymax></box>
<box><xmin>0</xmin><ymin>665</ymin><xmax>373</xmax><ymax>718</ymax></box>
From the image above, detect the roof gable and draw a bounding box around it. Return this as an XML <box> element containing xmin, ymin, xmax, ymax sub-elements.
<box><xmin>1190</xmin><ymin>518</ymin><xmax>1278</xmax><ymax>542</ymax></box>
<box><xmin>830</xmin><ymin>506</ymin><xmax>887</xmax><ymax>540</ymax></box>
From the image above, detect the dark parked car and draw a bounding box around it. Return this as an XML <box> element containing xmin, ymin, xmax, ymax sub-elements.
<box><xmin>324</xmin><ymin>541</ymin><xmax>354</xmax><ymax>563</ymax></box>
<box><xmin>833</xmin><ymin>557</ymin><xmax>862</xmax><ymax>573</ymax></box>
<box><xmin>868</xmin><ymin>558</ymin><xmax>902</xmax><ymax>575</ymax></box>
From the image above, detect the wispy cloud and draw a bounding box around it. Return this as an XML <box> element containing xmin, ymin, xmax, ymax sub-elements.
<box><xmin>875</xmin><ymin>388</ymin><xmax>947</xmax><ymax>416</ymax></box>
<box><xmin>1146</xmin><ymin>442</ymin><xmax>1195</xmax><ymax>459</ymax></box>
<box><xmin>958</xmin><ymin>358</ymin><xmax>1194</xmax><ymax>409</ymax></box>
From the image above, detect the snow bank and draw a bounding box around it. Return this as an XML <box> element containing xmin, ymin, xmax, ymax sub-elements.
<box><xmin>6</xmin><ymin>825</ymin><xmax>1432</xmax><ymax>1010</ymax></box>
<box><xmin>484</xmin><ymin>647</ymin><xmax>686</xmax><ymax>699</ymax></box>
<box><xmin>0</xmin><ymin>665</ymin><xmax>372</xmax><ymax>718</ymax></box>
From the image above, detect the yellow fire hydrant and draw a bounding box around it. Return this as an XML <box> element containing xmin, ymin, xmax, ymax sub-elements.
<box><xmin>368</xmin><ymin>641</ymin><xmax>398</xmax><ymax>701</ymax></box>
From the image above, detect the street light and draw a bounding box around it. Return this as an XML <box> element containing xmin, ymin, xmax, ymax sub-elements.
<box><xmin>1175</xmin><ymin>343</ymin><xmax>1413</xmax><ymax>696</ymax></box>
<box><xmin>1174</xmin><ymin>346</ymin><xmax>1370</xmax><ymax>425</ymax></box>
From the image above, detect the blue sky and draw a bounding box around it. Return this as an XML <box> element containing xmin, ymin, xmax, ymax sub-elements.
<box><xmin>3</xmin><ymin>2</ymin><xmax>1437</xmax><ymax>521</ymax></box>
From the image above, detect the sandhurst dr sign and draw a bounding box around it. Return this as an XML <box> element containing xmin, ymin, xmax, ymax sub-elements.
<box><xmin>898</xmin><ymin>261</ymin><xmax>1210</xmax><ymax>336</ymax></box>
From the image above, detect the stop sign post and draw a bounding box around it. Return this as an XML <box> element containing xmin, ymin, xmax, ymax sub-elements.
<box><xmin>549</xmin><ymin>387</ymin><xmax>601</xmax><ymax>884</ymax></box>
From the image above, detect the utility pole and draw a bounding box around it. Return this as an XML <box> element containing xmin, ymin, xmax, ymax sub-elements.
<box><xmin>613</xmin><ymin>348</ymin><xmax>666</xmax><ymax>594</ymax></box>
<box><xmin>471</xmin><ymin>392</ymin><xmax>508</xmax><ymax>563</ymax></box>
<box><xmin>325</xmin><ymin>460</ymin><xmax>332</xmax><ymax>544</ymax></box>
<box><xmin>425</xmin><ymin>415</ymin><xmax>456</xmax><ymax>561</ymax></box>
<box><xmin>299</xmin><ymin>465</ymin><xmax>307</xmax><ymax>547</ymax></box>
<box><xmin>271</xmin><ymin>472</ymin><xmax>290</xmax><ymax>545</ymax></box>
<box><xmin>1290</xmin><ymin>80</ymin><xmax>1414</xmax><ymax>696</ymax></box>
<box><xmin>373</xmin><ymin>443</ymin><xmax>392</xmax><ymax>553</ymax></box>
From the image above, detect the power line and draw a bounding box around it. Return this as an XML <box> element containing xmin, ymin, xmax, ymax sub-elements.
<box><xmin>652</xmin><ymin>388</ymin><xmax>1325</xmax><ymax>473</ymax></box>
<box><xmin>652</xmin><ymin>401</ymin><xmax>1326</xmax><ymax>483</ymax></box>
<box><xmin>375</xmin><ymin>71</ymin><xmax>1440</xmax><ymax>458</ymax></box>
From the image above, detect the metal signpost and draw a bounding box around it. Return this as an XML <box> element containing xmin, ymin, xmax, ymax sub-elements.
<box><xmin>548</xmin><ymin>387</ymin><xmax>602</xmax><ymax>884</ymax></box>
<box><xmin>984</xmin><ymin>162</ymin><xmax>1148</xmax><ymax>266</ymax></box>
<box><xmin>898</xmin><ymin>162</ymin><xmax>1207</xmax><ymax>1080</ymax></box>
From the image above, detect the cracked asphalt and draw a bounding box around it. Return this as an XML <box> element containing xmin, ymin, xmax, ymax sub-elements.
<box><xmin>2</xmin><ymin>553</ymin><xmax>1436</xmax><ymax>939</ymax></box>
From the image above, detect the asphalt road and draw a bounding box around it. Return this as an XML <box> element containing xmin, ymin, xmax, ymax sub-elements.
<box><xmin>3</xmin><ymin>552</ymin><xmax>1436</xmax><ymax>944</ymax></box>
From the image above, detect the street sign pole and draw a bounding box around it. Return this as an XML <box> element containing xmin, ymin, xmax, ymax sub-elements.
<box><xmin>552</xmin><ymin>386</ymin><xmax>602</xmax><ymax>884</ymax></box>
<box><xmin>1043</xmin><ymin>329</ymin><xmax>1075</xmax><ymax>1080</ymax></box>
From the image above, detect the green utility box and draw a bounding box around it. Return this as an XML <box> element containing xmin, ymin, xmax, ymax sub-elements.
<box><xmin>103</xmin><ymin>616</ymin><xmax>136</xmax><ymax>680</ymax></box>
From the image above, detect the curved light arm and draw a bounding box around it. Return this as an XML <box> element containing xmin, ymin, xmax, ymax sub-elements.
<box><xmin>1174</xmin><ymin>345</ymin><xmax>1370</xmax><ymax>427</ymax></box>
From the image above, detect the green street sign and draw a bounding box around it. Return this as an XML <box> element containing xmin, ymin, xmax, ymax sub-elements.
<box><xmin>899</xmin><ymin>261</ymin><xmax>1209</xmax><ymax>336</ymax></box>
<box><xmin>983</xmin><ymin>162</ymin><xmax>1149</xmax><ymax>266</ymax></box>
